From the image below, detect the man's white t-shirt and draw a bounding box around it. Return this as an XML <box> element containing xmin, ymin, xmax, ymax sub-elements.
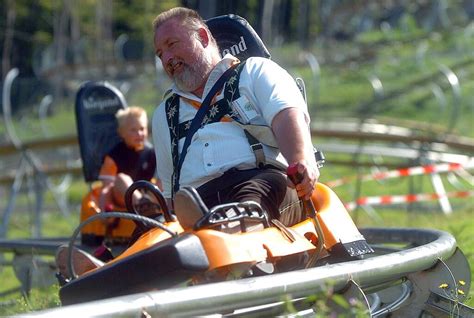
<box><xmin>152</xmin><ymin>54</ymin><xmax>309</xmax><ymax>198</ymax></box>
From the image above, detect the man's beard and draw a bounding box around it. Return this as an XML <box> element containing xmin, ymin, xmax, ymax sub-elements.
<box><xmin>173</xmin><ymin>47</ymin><xmax>214</xmax><ymax>93</ymax></box>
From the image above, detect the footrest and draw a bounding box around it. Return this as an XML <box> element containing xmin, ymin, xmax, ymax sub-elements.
<box><xmin>195</xmin><ymin>201</ymin><xmax>270</xmax><ymax>232</ymax></box>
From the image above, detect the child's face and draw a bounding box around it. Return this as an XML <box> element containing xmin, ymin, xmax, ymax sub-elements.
<box><xmin>118</xmin><ymin>115</ymin><xmax>148</xmax><ymax>151</ymax></box>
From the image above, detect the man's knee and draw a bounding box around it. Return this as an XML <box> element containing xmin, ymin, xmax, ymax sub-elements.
<box><xmin>277</xmin><ymin>188</ymin><xmax>305</xmax><ymax>226</ymax></box>
<box><xmin>233</xmin><ymin>170</ymin><xmax>287</xmax><ymax>214</ymax></box>
<box><xmin>115</xmin><ymin>173</ymin><xmax>133</xmax><ymax>188</ymax></box>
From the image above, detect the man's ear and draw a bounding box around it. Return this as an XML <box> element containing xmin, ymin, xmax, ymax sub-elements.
<box><xmin>197</xmin><ymin>27</ymin><xmax>210</xmax><ymax>48</ymax></box>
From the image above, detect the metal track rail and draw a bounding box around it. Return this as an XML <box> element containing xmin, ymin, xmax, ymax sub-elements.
<box><xmin>312</xmin><ymin>121</ymin><xmax>474</xmax><ymax>153</ymax></box>
<box><xmin>2</xmin><ymin>121</ymin><xmax>473</xmax><ymax>157</ymax></box>
<box><xmin>18</xmin><ymin>227</ymin><xmax>471</xmax><ymax>317</ymax></box>
<box><xmin>0</xmin><ymin>237</ymin><xmax>70</xmax><ymax>256</ymax></box>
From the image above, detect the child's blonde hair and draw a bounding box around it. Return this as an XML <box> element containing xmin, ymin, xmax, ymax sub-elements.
<box><xmin>116</xmin><ymin>106</ymin><xmax>147</xmax><ymax>129</ymax></box>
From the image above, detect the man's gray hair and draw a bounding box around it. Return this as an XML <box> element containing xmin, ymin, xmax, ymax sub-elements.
<box><xmin>152</xmin><ymin>7</ymin><xmax>217</xmax><ymax>46</ymax></box>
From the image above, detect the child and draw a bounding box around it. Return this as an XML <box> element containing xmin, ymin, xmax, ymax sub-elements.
<box><xmin>56</xmin><ymin>107</ymin><xmax>161</xmax><ymax>280</ymax></box>
<box><xmin>79</xmin><ymin>106</ymin><xmax>161</xmax><ymax>247</ymax></box>
<box><xmin>98</xmin><ymin>106</ymin><xmax>161</xmax><ymax>211</ymax></box>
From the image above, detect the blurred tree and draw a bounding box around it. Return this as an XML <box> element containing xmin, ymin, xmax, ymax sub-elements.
<box><xmin>51</xmin><ymin>0</ymin><xmax>71</xmax><ymax>101</ymax></box>
<box><xmin>298</xmin><ymin>0</ymin><xmax>311</xmax><ymax>49</ymax></box>
<box><xmin>2</xmin><ymin>0</ymin><xmax>16</xmax><ymax>80</ymax></box>
<box><xmin>0</xmin><ymin>0</ymin><xmax>54</xmax><ymax>114</ymax></box>
<box><xmin>1</xmin><ymin>0</ymin><xmax>53</xmax><ymax>76</ymax></box>
<box><xmin>95</xmin><ymin>0</ymin><xmax>113</xmax><ymax>64</ymax></box>
<box><xmin>261</xmin><ymin>0</ymin><xmax>274</xmax><ymax>45</ymax></box>
<box><xmin>114</xmin><ymin>0</ymin><xmax>178</xmax><ymax>60</ymax></box>
<box><xmin>1</xmin><ymin>0</ymin><xmax>472</xmax><ymax>91</ymax></box>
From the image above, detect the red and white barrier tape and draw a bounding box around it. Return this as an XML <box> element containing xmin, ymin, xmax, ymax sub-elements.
<box><xmin>327</xmin><ymin>161</ymin><xmax>473</xmax><ymax>188</ymax></box>
<box><xmin>345</xmin><ymin>190</ymin><xmax>474</xmax><ymax>211</ymax></box>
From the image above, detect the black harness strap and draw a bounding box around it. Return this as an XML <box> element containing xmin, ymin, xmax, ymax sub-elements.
<box><xmin>165</xmin><ymin>62</ymin><xmax>245</xmax><ymax>196</ymax></box>
<box><xmin>243</xmin><ymin>129</ymin><xmax>266</xmax><ymax>168</ymax></box>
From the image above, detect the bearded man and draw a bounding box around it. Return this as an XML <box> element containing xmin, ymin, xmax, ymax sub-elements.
<box><xmin>152</xmin><ymin>7</ymin><xmax>320</xmax><ymax>229</ymax></box>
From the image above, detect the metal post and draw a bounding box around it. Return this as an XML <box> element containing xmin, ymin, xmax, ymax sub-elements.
<box><xmin>1</xmin><ymin>68</ymin><xmax>71</xmax><ymax>238</ymax></box>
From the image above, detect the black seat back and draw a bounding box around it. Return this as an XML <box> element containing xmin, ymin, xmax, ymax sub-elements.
<box><xmin>206</xmin><ymin>14</ymin><xmax>270</xmax><ymax>61</ymax></box>
<box><xmin>75</xmin><ymin>81</ymin><xmax>128</xmax><ymax>182</ymax></box>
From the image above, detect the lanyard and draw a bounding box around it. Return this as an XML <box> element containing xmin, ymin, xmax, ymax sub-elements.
<box><xmin>173</xmin><ymin>64</ymin><xmax>239</xmax><ymax>194</ymax></box>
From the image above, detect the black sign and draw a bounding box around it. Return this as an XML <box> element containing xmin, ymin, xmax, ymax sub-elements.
<box><xmin>206</xmin><ymin>14</ymin><xmax>271</xmax><ymax>61</ymax></box>
<box><xmin>75</xmin><ymin>81</ymin><xmax>128</xmax><ymax>182</ymax></box>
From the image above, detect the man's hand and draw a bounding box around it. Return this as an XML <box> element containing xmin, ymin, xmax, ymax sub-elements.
<box><xmin>287</xmin><ymin>160</ymin><xmax>320</xmax><ymax>200</ymax></box>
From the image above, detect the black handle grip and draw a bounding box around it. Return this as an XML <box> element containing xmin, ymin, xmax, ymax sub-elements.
<box><xmin>287</xmin><ymin>163</ymin><xmax>317</xmax><ymax>217</ymax></box>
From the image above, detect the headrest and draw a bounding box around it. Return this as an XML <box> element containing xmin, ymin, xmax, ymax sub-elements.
<box><xmin>206</xmin><ymin>14</ymin><xmax>270</xmax><ymax>61</ymax></box>
<box><xmin>75</xmin><ymin>81</ymin><xmax>127</xmax><ymax>182</ymax></box>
